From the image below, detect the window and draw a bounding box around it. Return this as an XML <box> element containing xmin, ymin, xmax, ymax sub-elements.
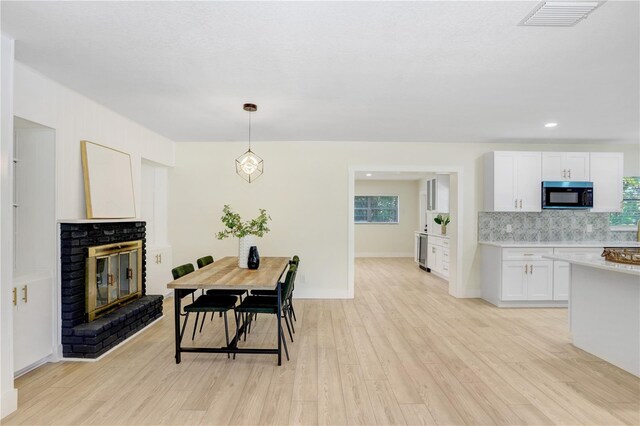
<box><xmin>610</xmin><ymin>177</ymin><xmax>640</xmax><ymax>226</ymax></box>
<box><xmin>354</xmin><ymin>196</ymin><xmax>399</xmax><ymax>223</ymax></box>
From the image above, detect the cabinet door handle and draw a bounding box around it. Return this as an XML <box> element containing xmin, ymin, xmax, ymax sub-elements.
<box><xmin>12</xmin><ymin>288</ymin><xmax>17</xmax><ymax>306</ymax></box>
<box><xmin>568</xmin><ymin>169</ymin><xmax>571</xmax><ymax>178</ymax></box>
<box><xmin>519</xmin><ymin>199</ymin><xmax>522</xmax><ymax>209</ymax></box>
<box><xmin>524</xmin><ymin>264</ymin><xmax>528</xmax><ymax>274</ymax></box>
<box><xmin>22</xmin><ymin>285</ymin><xmax>28</xmax><ymax>303</ymax></box>
<box><xmin>515</xmin><ymin>199</ymin><xmax>518</xmax><ymax>209</ymax></box>
<box><xmin>159</xmin><ymin>254</ymin><xmax>162</xmax><ymax>264</ymax></box>
<box><xmin>530</xmin><ymin>264</ymin><xmax>533</xmax><ymax>274</ymax></box>
<box><xmin>562</xmin><ymin>169</ymin><xmax>566</xmax><ymax>178</ymax></box>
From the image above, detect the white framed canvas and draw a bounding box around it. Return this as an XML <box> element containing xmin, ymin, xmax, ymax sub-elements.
<box><xmin>81</xmin><ymin>140</ymin><xmax>136</xmax><ymax>218</ymax></box>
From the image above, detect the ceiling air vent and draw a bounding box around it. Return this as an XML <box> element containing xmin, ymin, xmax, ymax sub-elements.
<box><xmin>520</xmin><ymin>1</ymin><xmax>603</xmax><ymax>27</ymax></box>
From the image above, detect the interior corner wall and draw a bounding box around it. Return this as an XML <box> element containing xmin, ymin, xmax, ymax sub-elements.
<box><xmin>169</xmin><ymin>141</ymin><xmax>640</xmax><ymax>300</ymax></box>
<box><xmin>355</xmin><ymin>180</ymin><xmax>418</xmax><ymax>257</ymax></box>
<box><xmin>12</xmin><ymin>61</ymin><xmax>176</xmax><ymax>220</ymax></box>
<box><xmin>0</xmin><ymin>33</ymin><xmax>18</xmax><ymax>419</ymax></box>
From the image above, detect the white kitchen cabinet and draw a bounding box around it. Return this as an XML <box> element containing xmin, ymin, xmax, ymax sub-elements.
<box><xmin>501</xmin><ymin>261</ymin><xmax>527</xmax><ymax>300</ymax></box>
<box><xmin>427</xmin><ymin>235</ymin><xmax>449</xmax><ymax>280</ymax></box>
<box><xmin>542</xmin><ymin>152</ymin><xmax>590</xmax><ymax>181</ymax></box>
<box><xmin>485</xmin><ymin>151</ymin><xmax>542</xmax><ymax>212</ymax></box>
<box><xmin>13</xmin><ymin>273</ymin><xmax>54</xmax><ymax>373</ymax></box>
<box><xmin>500</xmin><ymin>259</ymin><xmax>552</xmax><ymax>301</ymax></box>
<box><xmin>526</xmin><ymin>261</ymin><xmax>553</xmax><ymax>300</ymax></box>
<box><xmin>146</xmin><ymin>246</ymin><xmax>173</xmax><ymax>296</ymax></box>
<box><xmin>425</xmin><ymin>175</ymin><xmax>450</xmax><ymax>213</ymax></box>
<box><xmin>414</xmin><ymin>232</ymin><xmax>420</xmax><ymax>263</ymax></box>
<box><xmin>590</xmin><ymin>152</ymin><xmax>623</xmax><ymax>212</ymax></box>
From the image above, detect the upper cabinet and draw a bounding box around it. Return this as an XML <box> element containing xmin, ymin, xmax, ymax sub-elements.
<box><xmin>590</xmin><ymin>152</ymin><xmax>623</xmax><ymax>212</ymax></box>
<box><xmin>485</xmin><ymin>151</ymin><xmax>542</xmax><ymax>212</ymax></box>
<box><xmin>425</xmin><ymin>174</ymin><xmax>450</xmax><ymax>213</ymax></box>
<box><xmin>542</xmin><ymin>152</ymin><xmax>590</xmax><ymax>181</ymax></box>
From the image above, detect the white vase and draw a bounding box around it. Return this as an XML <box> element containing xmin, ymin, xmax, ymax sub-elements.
<box><xmin>238</xmin><ymin>235</ymin><xmax>256</xmax><ymax>268</ymax></box>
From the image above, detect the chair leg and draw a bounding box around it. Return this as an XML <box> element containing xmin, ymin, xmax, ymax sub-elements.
<box><xmin>280</xmin><ymin>325</ymin><xmax>290</xmax><ymax>361</ymax></box>
<box><xmin>283</xmin><ymin>311</ymin><xmax>294</xmax><ymax>342</ymax></box>
<box><xmin>199</xmin><ymin>312</ymin><xmax>207</xmax><ymax>333</ymax></box>
<box><xmin>287</xmin><ymin>306</ymin><xmax>295</xmax><ymax>334</ymax></box>
<box><xmin>223</xmin><ymin>311</ymin><xmax>230</xmax><ymax>359</ymax></box>
<box><xmin>179</xmin><ymin>312</ymin><xmax>190</xmax><ymax>343</ymax></box>
<box><xmin>289</xmin><ymin>296</ymin><xmax>297</xmax><ymax>321</ymax></box>
<box><xmin>192</xmin><ymin>312</ymin><xmax>200</xmax><ymax>340</ymax></box>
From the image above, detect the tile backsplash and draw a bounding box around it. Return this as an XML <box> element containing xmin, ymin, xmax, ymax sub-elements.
<box><xmin>478</xmin><ymin>211</ymin><xmax>636</xmax><ymax>242</ymax></box>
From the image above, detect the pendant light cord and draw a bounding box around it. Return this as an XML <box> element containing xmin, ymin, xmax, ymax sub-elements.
<box><xmin>248</xmin><ymin>110</ymin><xmax>252</xmax><ymax>152</ymax></box>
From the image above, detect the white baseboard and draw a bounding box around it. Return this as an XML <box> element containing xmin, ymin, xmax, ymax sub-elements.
<box><xmin>293</xmin><ymin>288</ymin><xmax>351</xmax><ymax>299</ymax></box>
<box><xmin>63</xmin><ymin>315</ymin><xmax>163</xmax><ymax>362</ymax></box>
<box><xmin>463</xmin><ymin>289</ymin><xmax>482</xmax><ymax>298</ymax></box>
<box><xmin>1</xmin><ymin>388</ymin><xmax>18</xmax><ymax>419</ymax></box>
<box><xmin>355</xmin><ymin>252</ymin><xmax>413</xmax><ymax>258</ymax></box>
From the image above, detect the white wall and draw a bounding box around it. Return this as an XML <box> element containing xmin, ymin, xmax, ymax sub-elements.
<box><xmin>355</xmin><ymin>180</ymin><xmax>418</xmax><ymax>257</ymax></box>
<box><xmin>13</xmin><ymin>62</ymin><xmax>175</xmax><ymax>220</ymax></box>
<box><xmin>169</xmin><ymin>141</ymin><xmax>640</xmax><ymax>299</ymax></box>
<box><xmin>1</xmin><ymin>61</ymin><xmax>176</xmax><ymax>418</ymax></box>
<box><xmin>0</xmin><ymin>33</ymin><xmax>18</xmax><ymax>419</ymax></box>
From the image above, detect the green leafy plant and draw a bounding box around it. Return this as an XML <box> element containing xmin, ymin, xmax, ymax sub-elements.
<box><xmin>215</xmin><ymin>205</ymin><xmax>271</xmax><ymax>239</ymax></box>
<box><xmin>434</xmin><ymin>214</ymin><xmax>451</xmax><ymax>226</ymax></box>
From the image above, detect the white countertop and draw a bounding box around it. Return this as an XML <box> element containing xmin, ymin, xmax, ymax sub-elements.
<box><xmin>543</xmin><ymin>254</ymin><xmax>640</xmax><ymax>277</ymax></box>
<box><xmin>478</xmin><ymin>241</ymin><xmax>640</xmax><ymax>248</ymax></box>
<box><xmin>415</xmin><ymin>231</ymin><xmax>450</xmax><ymax>239</ymax></box>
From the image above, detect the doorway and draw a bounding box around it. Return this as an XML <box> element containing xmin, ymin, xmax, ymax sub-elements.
<box><xmin>348</xmin><ymin>165</ymin><xmax>464</xmax><ymax>298</ymax></box>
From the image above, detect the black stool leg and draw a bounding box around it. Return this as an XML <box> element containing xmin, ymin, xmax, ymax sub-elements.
<box><xmin>289</xmin><ymin>297</ymin><xmax>297</xmax><ymax>322</ymax></box>
<box><xmin>233</xmin><ymin>310</ymin><xmax>240</xmax><ymax>360</ymax></box>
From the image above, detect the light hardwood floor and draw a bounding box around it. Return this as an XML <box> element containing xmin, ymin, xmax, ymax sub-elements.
<box><xmin>4</xmin><ymin>258</ymin><xmax>639</xmax><ymax>425</ymax></box>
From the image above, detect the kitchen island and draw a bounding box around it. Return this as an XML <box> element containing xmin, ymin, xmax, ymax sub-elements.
<box><xmin>545</xmin><ymin>253</ymin><xmax>640</xmax><ymax>377</ymax></box>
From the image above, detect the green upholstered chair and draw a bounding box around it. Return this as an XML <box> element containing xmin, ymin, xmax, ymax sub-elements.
<box><xmin>250</xmin><ymin>255</ymin><xmax>299</xmax><ymax>325</ymax></box>
<box><xmin>235</xmin><ymin>263</ymin><xmax>298</xmax><ymax>360</ymax></box>
<box><xmin>196</xmin><ymin>256</ymin><xmax>247</xmax><ymax>300</ymax></box>
<box><xmin>172</xmin><ymin>263</ymin><xmax>238</xmax><ymax>355</ymax></box>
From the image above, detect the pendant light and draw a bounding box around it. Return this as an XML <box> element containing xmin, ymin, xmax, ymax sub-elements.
<box><xmin>235</xmin><ymin>103</ymin><xmax>263</xmax><ymax>183</ymax></box>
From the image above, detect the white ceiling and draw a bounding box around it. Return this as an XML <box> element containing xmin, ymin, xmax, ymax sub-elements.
<box><xmin>2</xmin><ymin>1</ymin><xmax>638</xmax><ymax>143</ymax></box>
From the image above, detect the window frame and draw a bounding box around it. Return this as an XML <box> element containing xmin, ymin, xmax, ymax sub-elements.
<box><xmin>354</xmin><ymin>195</ymin><xmax>400</xmax><ymax>224</ymax></box>
<box><xmin>609</xmin><ymin>176</ymin><xmax>640</xmax><ymax>230</ymax></box>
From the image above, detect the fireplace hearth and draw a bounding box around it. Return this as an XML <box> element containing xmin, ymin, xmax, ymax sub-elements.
<box><xmin>60</xmin><ymin>221</ymin><xmax>163</xmax><ymax>358</ymax></box>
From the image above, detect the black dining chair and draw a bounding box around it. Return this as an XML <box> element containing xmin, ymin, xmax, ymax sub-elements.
<box><xmin>235</xmin><ymin>263</ymin><xmax>297</xmax><ymax>361</ymax></box>
<box><xmin>197</xmin><ymin>255</ymin><xmax>247</xmax><ymax>300</ymax></box>
<box><xmin>171</xmin><ymin>263</ymin><xmax>238</xmax><ymax>356</ymax></box>
<box><xmin>251</xmin><ymin>255</ymin><xmax>299</xmax><ymax>326</ymax></box>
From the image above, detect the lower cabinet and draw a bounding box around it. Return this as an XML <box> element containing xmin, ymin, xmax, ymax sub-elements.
<box><xmin>428</xmin><ymin>235</ymin><xmax>449</xmax><ymax>280</ymax></box>
<box><xmin>13</xmin><ymin>272</ymin><xmax>54</xmax><ymax>373</ymax></box>
<box><xmin>501</xmin><ymin>260</ymin><xmax>553</xmax><ymax>301</ymax></box>
<box><xmin>553</xmin><ymin>261</ymin><xmax>570</xmax><ymax>301</ymax></box>
<box><xmin>146</xmin><ymin>246</ymin><xmax>173</xmax><ymax>296</ymax></box>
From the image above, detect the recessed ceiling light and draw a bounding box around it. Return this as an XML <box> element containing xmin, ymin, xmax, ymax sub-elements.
<box><xmin>366</xmin><ymin>173</ymin><xmax>372</xmax><ymax>177</ymax></box>
<box><xmin>545</xmin><ymin>122</ymin><xmax>558</xmax><ymax>128</ymax></box>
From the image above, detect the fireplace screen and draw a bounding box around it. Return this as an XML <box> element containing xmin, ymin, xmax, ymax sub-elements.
<box><xmin>86</xmin><ymin>240</ymin><xmax>142</xmax><ymax>321</ymax></box>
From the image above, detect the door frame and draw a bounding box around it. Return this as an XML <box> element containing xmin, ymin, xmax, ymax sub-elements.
<box><xmin>348</xmin><ymin>165</ymin><xmax>465</xmax><ymax>298</ymax></box>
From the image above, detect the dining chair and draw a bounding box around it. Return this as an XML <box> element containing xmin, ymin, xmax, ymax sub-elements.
<box><xmin>171</xmin><ymin>263</ymin><xmax>238</xmax><ymax>356</ymax></box>
<box><xmin>197</xmin><ymin>255</ymin><xmax>247</xmax><ymax>300</ymax></box>
<box><xmin>235</xmin><ymin>264</ymin><xmax>297</xmax><ymax>361</ymax></box>
<box><xmin>250</xmin><ymin>255</ymin><xmax>299</xmax><ymax>325</ymax></box>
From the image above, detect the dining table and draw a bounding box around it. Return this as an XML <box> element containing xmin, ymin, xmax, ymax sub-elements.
<box><xmin>167</xmin><ymin>256</ymin><xmax>291</xmax><ymax>365</ymax></box>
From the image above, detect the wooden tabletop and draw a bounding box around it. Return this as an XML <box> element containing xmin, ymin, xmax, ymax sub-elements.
<box><xmin>167</xmin><ymin>256</ymin><xmax>290</xmax><ymax>290</ymax></box>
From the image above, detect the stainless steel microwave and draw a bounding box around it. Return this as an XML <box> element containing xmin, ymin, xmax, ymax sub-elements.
<box><xmin>542</xmin><ymin>181</ymin><xmax>593</xmax><ymax>209</ymax></box>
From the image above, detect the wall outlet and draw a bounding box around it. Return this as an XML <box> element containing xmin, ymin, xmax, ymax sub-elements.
<box><xmin>586</xmin><ymin>224</ymin><xmax>593</xmax><ymax>233</ymax></box>
<box><xmin>506</xmin><ymin>224</ymin><xmax>512</xmax><ymax>233</ymax></box>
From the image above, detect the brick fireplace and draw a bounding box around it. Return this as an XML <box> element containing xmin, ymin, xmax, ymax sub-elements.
<box><xmin>60</xmin><ymin>221</ymin><xmax>163</xmax><ymax>358</ymax></box>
